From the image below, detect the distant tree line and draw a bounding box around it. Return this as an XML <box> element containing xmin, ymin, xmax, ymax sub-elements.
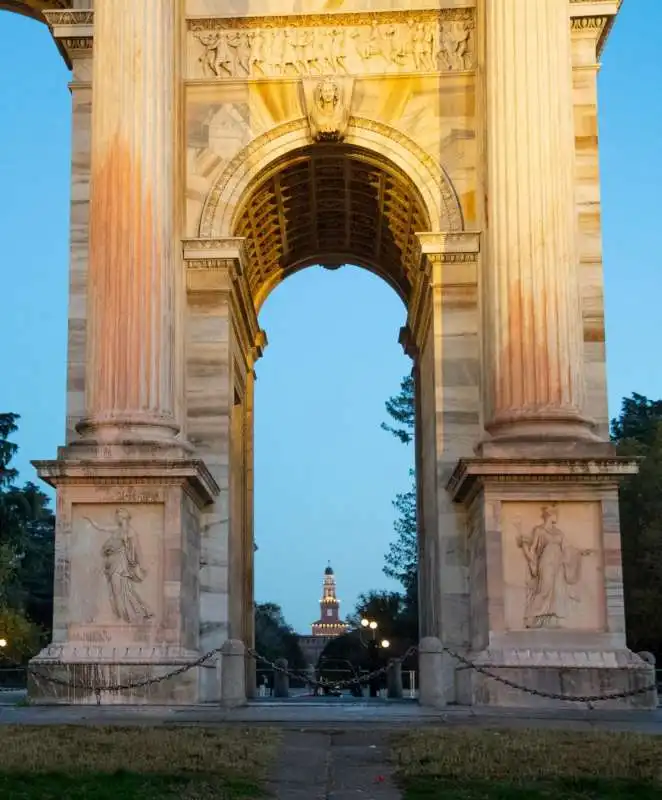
<box><xmin>0</xmin><ymin>413</ymin><xmax>54</xmax><ymax>666</ymax></box>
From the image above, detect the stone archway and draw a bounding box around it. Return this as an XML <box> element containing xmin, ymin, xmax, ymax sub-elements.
<box><xmin>24</xmin><ymin>1</ymin><xmax>653</xmax><ymax>710</ymax></box>
<box><xmin>183</xmin><ymin>128</ymin><xmax>472</xmax><ymax>698</ymax></box>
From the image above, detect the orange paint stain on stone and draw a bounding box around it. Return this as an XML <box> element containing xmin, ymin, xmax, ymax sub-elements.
<box><xmin>88</xmin><ymin>133</ymin><xmax>162</xmax><ymax>413</ymax></box>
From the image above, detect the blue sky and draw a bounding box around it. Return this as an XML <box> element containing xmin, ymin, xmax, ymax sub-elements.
<box><xmin>1</xmin><ymin>5</ymin><xmax>660</xmax><ymax>633</ymax></box>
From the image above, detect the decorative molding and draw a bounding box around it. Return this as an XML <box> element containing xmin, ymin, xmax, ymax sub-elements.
<box><xmin>416</xmin><ymin>231</ymin><xmax>480</xmax><ymax>257</ymax></box>
<box><xmin>33</xmin><ymin>458</ymin><xmax>220</xmax><ymax>507</ymax></box>
<box><xmin>188</xmin><ymin>11</ymin><xmax>475</xmax><ymax>79</ymax></box>
<box><xmin>447</xmin><ymin>458</ymin><xmax>640</xmax><ymax>504</ymax></box>
<box><xmin>43</xmin><ymin>9</ymin><xmax>93</xmax><ymax>26</ymax></box>
<box><xmin>187</xmin><ymin>10</ymin><xmax>474</xmax><ymax>30</ymax></box>
<box><xmin>199</xmin><ymin>116</ymin><xmax>463</xmax><ymax>240</ymax></box>
<box><xmin>43</xmin><ymin>8</ymin><xmax>93</xmax><ymax>58</ymax></box>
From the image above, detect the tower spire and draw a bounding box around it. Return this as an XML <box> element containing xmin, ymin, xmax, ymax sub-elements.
<box><xmin>311</xmin><ymin>562</ymin><xmax>348</xmax><ymax>637</ymax></box>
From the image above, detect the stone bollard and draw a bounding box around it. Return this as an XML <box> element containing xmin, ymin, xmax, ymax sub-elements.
<box><xmin>387</xmin><ymin>659</ymin><xmax>403</xmax><ymax>699</ymax></box>
<box><xmin>220</xmin><ymin>639</ymin><xmax>246</xmax><ymax>708</ymax></box>
<box><xmin>273</xmin><ymin>658</ymin><xmax>290</xmax><ymax>698</ymax></box>
<box><xmin>418</xmin><ymin>636</ymin><xmax>446</xmax><ymax>707</ymax></box>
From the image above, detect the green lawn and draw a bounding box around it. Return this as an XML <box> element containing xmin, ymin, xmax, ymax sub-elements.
<box><xmin>392</xmin><ymin>729</ymin><xmax>662</xmax><ymax>799</ymax></box>
<box><xmin>0</xmin><ymin>726</ymin><xmax>278</xmax><ymax>799</ymax></box>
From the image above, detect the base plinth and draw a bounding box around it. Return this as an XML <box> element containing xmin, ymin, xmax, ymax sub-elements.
<box><xmin>447</xmin><ymin>456</ymin><xmax>654</xmax><ymax>709</ymax></box>
<box><xmin>455</xmin><ymin>648</ymin><xmax>656</xmax><ymax>709</ymax></box>
<box><xmin>28</xmin><ymin>644</ymin><xmax>219</xmax><ymax>705</ymax></box>
<box><xmin>28</xmin><ymin>455</ymin><xmax>221</xmax><ymax>706</ymax></box>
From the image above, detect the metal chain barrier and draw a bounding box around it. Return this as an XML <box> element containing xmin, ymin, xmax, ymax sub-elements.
<box><xmin>27</xmin><ymin>646</ymin><xmax>224</xmax><ymax>705</ymax></box>
<box><xmin>441</xmin><ymin>645</ymin><xmax>658</xmax><ymax>705</ymax></box>
<box><xmin>18</xmin><ymin>642</ymin><xmax>659</xmax><ymax>707</ymax></box>
<box><xmin>247</xmin><ymin>647</ymin><xmax>413</xmax><ymax>692</ymax></box>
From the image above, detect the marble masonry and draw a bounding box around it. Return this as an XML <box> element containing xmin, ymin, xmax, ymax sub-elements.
<box><xmin>6</xmin><ymin>0</ymin><xmax>655</xmax><ymax>708</ymax></box>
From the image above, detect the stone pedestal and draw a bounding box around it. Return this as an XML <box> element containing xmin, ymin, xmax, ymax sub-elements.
<box><xmin>220</xmin><ymin>639</ymin><xmax>247</xmax><ymax>708</ymax></box>
<box><xmin>418</xmin><ymin>636</ymin><xmax>446</xmax><ymax>708</ymax></box>
<box><xmin>448</xmin><ymin>459</ymin><xmax>657</xmax><ymax>709</ymax></box>
<box><xmin>28</xmin><ymin>459</ymin><xmax>219</xmax><ymax>704</ymax></box>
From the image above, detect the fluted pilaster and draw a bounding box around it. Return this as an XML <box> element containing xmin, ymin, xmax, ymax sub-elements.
<box><xmin>79</xmin><ymin>0</ymin><xmax>182</xmax><ymax>445</ymax></box>
<box><xmin>481</xmin><ymin>0</ymin><xmax>596</xmax><ymax>443</ymax></box>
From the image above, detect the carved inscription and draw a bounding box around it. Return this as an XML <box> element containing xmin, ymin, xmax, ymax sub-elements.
<box><xmin>190</xmin><ymin>16</ymin><xmax>475</xmax><ymax>79</ymax></box>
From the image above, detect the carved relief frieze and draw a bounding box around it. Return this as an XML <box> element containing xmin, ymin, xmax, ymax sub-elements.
<box><xmin>188</xmin><ymin>11</ymin><xmax>476</xmax><ymax>79</ymax></box>
<box><xmin>85</xmin><ymin>508</ymin><xmax>154</xmax><ymax>624</ymax></box>
<box><xmin>69</xmin><ymin>503</ymin><xmax>163</xmax><ymax>632</ymax></box>
<box><xmin>502</xmin><ymin>501</ymin><xmax>603</xmax><ymax>632</ymax></box>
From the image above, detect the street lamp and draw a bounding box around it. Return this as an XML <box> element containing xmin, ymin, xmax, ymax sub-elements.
<box><xmin>380</xmin><ymin>639</ymin><xmax>390</xmax><ymax>649</ymax></box>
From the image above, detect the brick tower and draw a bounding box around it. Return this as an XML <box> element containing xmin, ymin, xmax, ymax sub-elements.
<box><xmin>312</xmin><ymin>563</ymin><xmax>348</xmax><ymax>637</ymax></box>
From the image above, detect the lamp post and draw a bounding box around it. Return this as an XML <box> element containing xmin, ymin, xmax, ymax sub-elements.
<box><xmin>359</xmin><ymin>618</ymin><xmax>390</xmax><ymax>697</ymax></box>
<box><xmin>360</xmin><ymin>617</ymin><xmax>390</xmax><ymax>650</ymax></box>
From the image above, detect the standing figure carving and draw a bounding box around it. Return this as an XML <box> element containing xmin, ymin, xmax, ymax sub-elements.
<box><xmin>516</xmin><ymin>505</ymin><xmax>593</xmax><ymax>629</ymax></box>
<box><xmin>226</xmin><ymin>31</ymin><xmax>250</xmax><ymax>75</ymax></box>
<box><xmin>85</xmin><ymin>508</ymin><xmax>153</xmax><ymax>624</ymax></box>
<box><xmin>413</xmin><ymin>21</ymin><xmax>437</xmax><ymax>71</ymax></box>
<box><xmin>250</xmin><ymin>29</ymin><xmax>266</xmax><ymax>75</ymax></box>
<box><xmin>280</xmin><ymin>29</ymin><xmax>298</xmax><ymax>75</ymax></box>
<box><xmin>197</xmin><ymin>31</ymin><xmax>222</xmax><ymax>77</ymax></box>
<box><xmin>440</xmin><ymin>22</ymin><xmax>472</xmax><ymax>71</ymax></box>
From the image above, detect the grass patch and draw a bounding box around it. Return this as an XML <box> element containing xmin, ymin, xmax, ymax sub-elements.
<box><xmin>0</xmin><ymin>726</ymin><xmax>279</xmax><ymax>799</ymax></box>
<box><xmin>392</xmin><ymin>729</ymin><xmax>662</xmax><ymax>799</ymax></box>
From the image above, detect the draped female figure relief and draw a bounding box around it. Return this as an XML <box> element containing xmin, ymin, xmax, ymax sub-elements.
<box><xmin>84</xmin><ymin>508</ymin><xmax>153</xmax><ymax>624</ymax></box>
<box><xmin>516</xmin><ymin>505</ymin><xmax>593</xmax><ymax>629</ymax></box>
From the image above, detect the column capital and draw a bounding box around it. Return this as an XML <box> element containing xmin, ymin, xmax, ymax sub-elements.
<box><xmin>183</xmin><ymin>238</ymin><xmax>267</xmax><ymax>368</ymax></box>
<box><xmin>404</xmin><ymin>232</ymin><xmax>480</xmax><ymax>356</ymax></box>
<box><xmin>42</xmin><ymin>9</ymin><xmax>93</xmax><ymax>69</ymax></box>
<box><xmin>569</xmin><ymin>1</ymin><xmax>621</xmax><ymax>58</ymax></box>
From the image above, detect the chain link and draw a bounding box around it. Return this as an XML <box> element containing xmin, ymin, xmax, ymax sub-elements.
<box><xmin>441</xmin><ymin>645</ymin><xmax>658</xmax><ymax>705</ymax></box>
<box><xmin>23</xmin><ymin>642</ymin><xmax>659</xmax><ymax>707</ymax></box>
<box><xmin>28</xmin><ymin>647</ymin><xmax>223</xmax><ymax>704</ymax></box>
<box><xmin>247</xmin><ymin>647</ymin><xmax>412</xmax><ymax>691</ymax></box>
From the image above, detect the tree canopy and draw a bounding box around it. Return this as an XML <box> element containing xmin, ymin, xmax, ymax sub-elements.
<box><xmin>254</xmin><ymin>601</ymin><xmax>305</xmax><ymax>669</ymax></box>
<box><xmin>381</xmin><ymin>376</ymin><xmax>418</xmax><ymax>623</ymax></box>
<box><xmin>0</xmin><ymin>414</ymin><xmax>55</xmax><ymax>663</ymax></box>
<box><xmin>611</xmin><ymin>394</ymin><xmax>662</xmax><ymax>659</ymax></box>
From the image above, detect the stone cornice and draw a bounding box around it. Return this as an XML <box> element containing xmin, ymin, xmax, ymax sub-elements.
<box><xmin>448</xmin><ymin>456</ymin><xmax>639</xmax><ymax>504</ymax></box>
<box><xmin>186</xmin><ymin>9</ymin><xmax>475</xmax><ymax>30</ymax></box>
<box><xmin>43</xmin><ymin>8</ymin><xmax>93</xmax><ymax>62</ymax></box>
<box><xmin>32</xmin><ymin>458</ymin><xmax>220</xmax><ymax>508</ymax></box>
<box><xmin>35</xmin><ymin>5</ymin><xmax>621</xmax><ymax>70</ymax></box>
<box><xmin>569</xmin><ymin>0</ymin><xmax>621</xmax><ymax>56</ymax></box>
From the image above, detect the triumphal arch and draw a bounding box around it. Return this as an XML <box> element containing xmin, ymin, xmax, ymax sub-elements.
<box><xmin>6</xmin><ymin>0</ymin><xmax>654</xmax><ymax>706</ymax></box>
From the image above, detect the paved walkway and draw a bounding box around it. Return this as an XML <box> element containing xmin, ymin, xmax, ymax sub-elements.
<box><xmin>267</xmin><ymin>729</ymin><xmax>400</xmax><ymax>799</ymax></box>
<box><xmin>1</xmin><ymin>697</ymin><xmax>662</xmax><ymax>735</ymax></box>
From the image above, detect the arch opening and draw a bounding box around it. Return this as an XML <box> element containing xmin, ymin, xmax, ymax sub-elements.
<box><xmin>232</xmin><ymin>143</ymin><xmax>432</xmax><ymax>310</ymax></box>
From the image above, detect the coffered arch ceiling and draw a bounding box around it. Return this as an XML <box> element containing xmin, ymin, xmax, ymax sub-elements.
<box><xmin>233</xmin><ymin>144</ymin><xmax>431</xmax><ymax>310</ymax></box>
<box><xmin>0</xmin><ymin>1</ymin><xmax>70</xmax><ymax>23</ymax></box>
